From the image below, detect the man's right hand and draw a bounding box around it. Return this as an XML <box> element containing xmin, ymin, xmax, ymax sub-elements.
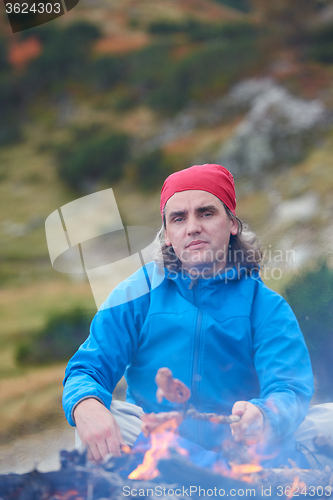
<box><xmin>73</xmin><ymin>398</ymin><xmax>125</xmax><ymax>462</ymax></box>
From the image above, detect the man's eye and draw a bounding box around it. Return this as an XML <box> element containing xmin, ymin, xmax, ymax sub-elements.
<box><xmin>202</xmin><ymin>212</ymin><xmax>212</xmax><ymax>217</ymax></box>
<box><xmin>174</xmin><ymin>217</ymin><xmax>184</xmax><ymax>222</ymax></box>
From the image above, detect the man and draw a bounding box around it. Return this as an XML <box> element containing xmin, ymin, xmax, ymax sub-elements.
<box><xmin>63</xmin><ymin>164</ymin><xmax>314</xmax><ymax>466</ymax></box>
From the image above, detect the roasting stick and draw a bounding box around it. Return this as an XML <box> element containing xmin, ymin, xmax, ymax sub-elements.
<box><xmin>141</xmin><ymin>409</ymin><xmax>239</xmax><ymax>437</ymax></box>
<box><xmin>186</xmin><ymin>407</ymin><xmax>241</xmax><ymax>424</ymax></box>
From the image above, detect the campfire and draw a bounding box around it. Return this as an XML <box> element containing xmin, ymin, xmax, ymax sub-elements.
<box><xmin>1</xmin><ymin>368</ymin><xmax>333</xmax><ymax>500</ymax></box>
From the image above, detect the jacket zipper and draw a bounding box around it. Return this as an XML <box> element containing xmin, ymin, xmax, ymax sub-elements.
<box><xmin>191</xmin><ymin>280</ymin><xmax>204</xmax><ymax>444</ymax></box>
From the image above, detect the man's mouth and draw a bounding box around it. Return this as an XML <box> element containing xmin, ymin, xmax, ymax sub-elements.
<box><xmin>186</xmin><ymin>240</ymin><xmax>208</xmax><ymax>249</ymax></box>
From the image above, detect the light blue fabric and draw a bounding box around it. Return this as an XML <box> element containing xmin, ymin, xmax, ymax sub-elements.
<box><xmin>63</xmin><ymin>262</ymin><xmax>314</xmax><ymax>458</ymax></box>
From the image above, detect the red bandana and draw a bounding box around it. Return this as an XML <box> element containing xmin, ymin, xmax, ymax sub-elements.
<box><xmin>160</xmin><ymin>164</ymin><xmax>236</xmax><ymax>217</ymax></box>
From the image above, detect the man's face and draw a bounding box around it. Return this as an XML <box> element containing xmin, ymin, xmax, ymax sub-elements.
<box><xmin>164</xmin><ymin>190</ymin><xmax>238</xmax><ymax>275</ymax></box>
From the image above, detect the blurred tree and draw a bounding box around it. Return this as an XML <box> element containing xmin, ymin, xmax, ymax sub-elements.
<box><xmin>23</xmin><ymin>21</ymin><xmax>101</xmax><ymax>95</ymax></box>
<box><xmin>16</xmin><ymin>308</ymin><xmax>93</xmax><ymax>366</ymax></box>
<box><xmin>134</xmin><ymin>149</ymin><xmax>174</xmax><ymax>190</ymax></box>
<box><xmin>147</xmin><ymin>18</ymin><xmax>257</xmax><ymax>43</ymax></box>
<box><xmin>284</xmin><ymin>261</ymin><xmax>333</xmax><ymax>402</ymax></box>
<box><xmin>128</xmin><ymin>40</ymin><xmax>174</xmax><ymax>96</ymax></box>
<box><xmin>147</xmin><ymin>19</ymin><xmax>187</xmax><ymax>35</ymax></box>
<box><xmin>214</xmin><ymin>0</ymin><xmax>252</xmax><ymax>12</ymax></box>
<box><xmin>90</xmin><ymin>55</ymin><xmax>127</xmax><ymax>91</ymax></box>
<box><xmin>0</xmin><ymin>37</ymin><xmax>23</xmax><ymax>145</ymax></box>
<box><xmin>0</xmin><ymin>36</ymin><xmax>9</xmax><ymax>72</ymax></box>
<box><xmin>0</xmin><ymin>80</ymin><xmax>22</xmax><ymax>144</ymax></box>
<box><xmin>148</xmin><ymin>32</ymin><xmax>259</xmax><ymax>113</ymax></box>
<box><xmin>18</xmin><ymin>23</ymin><xmax>59</xmax><ymax>44</ymax></box>
<box><xmin>307</xmin><ymin>23</ymin><xmax>333</xmax><ymax>64</ymax></box>
<box><xmin>55</xmin><ymin>127</ymin><xmax>130</xmax><ymax>190</ymax></box>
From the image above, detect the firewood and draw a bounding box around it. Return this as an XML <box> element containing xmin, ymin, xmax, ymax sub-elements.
<box><xmin>155</xmin><ymin>368</ymin><xmax>191</xmax><ymax>404</ymax></box>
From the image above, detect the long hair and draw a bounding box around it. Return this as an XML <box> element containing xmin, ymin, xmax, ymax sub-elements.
<box><xmin>154</xmin><ymin>202</ymin><xmax>262</xmax><ymax>274</ymax></box>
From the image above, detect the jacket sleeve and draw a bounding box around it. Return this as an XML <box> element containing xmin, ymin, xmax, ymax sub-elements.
<box><xmin>249</xmin><ymin>279</ymin><xmax>314</xmax><ymax>442</ymax></box>
<box><xmin>62</xmin><ymin>270</ymin><xmax>151</xmax><ymax>426</ymax></box>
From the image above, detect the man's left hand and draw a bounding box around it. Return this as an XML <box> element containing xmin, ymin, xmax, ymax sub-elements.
<box><xmin>230</xmin><ymin>401</ymin><xmax>264</xmax><ymax>445</ymax></box>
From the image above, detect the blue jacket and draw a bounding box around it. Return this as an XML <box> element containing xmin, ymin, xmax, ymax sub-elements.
<box><xmin>63</xmin><ymin>262</ymin><xmax>314</xmax><ymax>457</ymax></box>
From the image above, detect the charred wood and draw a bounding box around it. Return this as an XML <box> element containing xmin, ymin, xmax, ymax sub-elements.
<box><xmin>158</xmin><ymin>452</ymin><xmax>247</xmax><ymax>491</ymax></box>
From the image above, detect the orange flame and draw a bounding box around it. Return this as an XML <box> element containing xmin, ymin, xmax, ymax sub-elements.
<box><xmin>287</xmin><ymin>476</ymin><xmax>299</xmax><ymax>499</ymax></box>
<box><xmin>52</xmin><ymin>491</ymin><xmax>83</xmax><ymax>500</ymax></box>
<box><xmin>128</xmin><ymin>418</ymin><xmax>188</xmax><ymax>480</ymax></box>
<box><xmin>230</xmin><ymin>463</ymin><xmax>263</xmax><ymax>483</ymax></box>
<box><xmin>121</xmin><ymin>444</ymin><xmax>132</xmax><ymax>454</ymax></box>
<box><xmin>214</xmin><ymin>460</ymin><xmax>263</xmax><ymax>484</ymax></box>
<box><xmin>214</xmin><ymin>442</ymin><xmax>264</xmax><ymax>484</ymax></box>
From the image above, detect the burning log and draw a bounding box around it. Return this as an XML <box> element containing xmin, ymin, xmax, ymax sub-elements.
<box><xmin>158</xmin><ymin>453</ymin><xmax>333</xmax><ymax>500</ymax></box>
<box><xmin>2</xmin><ymin>448</ymin><xmax>333</xmax><ymax>500</ymax></box>
<box><xmin>155</xmin><ymin>367</ymin><xmax>191</xmax><ymax>404</ymax></box>
<box><xmin>158</xmin><ymin>453</ymin><xmax>248</xmax><ymax>492</ymax></box>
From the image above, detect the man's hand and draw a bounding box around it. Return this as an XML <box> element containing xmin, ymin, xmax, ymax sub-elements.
<box><xmin>230</xmin><ymin>401</ymin><xmax>264</xmax><ymax>445</ymax></box>
<box><xmin>74</xmin><ymin>398</ymin><xmax>125</xmax><ymax>462</ymax></box>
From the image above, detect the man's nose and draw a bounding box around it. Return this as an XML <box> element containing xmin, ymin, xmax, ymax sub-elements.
<box><xmin>186</xmin><ymin>215</ymin><xmax>201</xmax><ymax>234</ymax></box>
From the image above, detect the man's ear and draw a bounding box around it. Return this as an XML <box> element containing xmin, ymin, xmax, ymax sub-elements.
<box><xmin>164</xmin><ymin>228</ymin><xmax>171</xmax><ymax>246</ymax></box>
<box><xmin>230</xmin><ymin>217</ymin><xmax>238</xmax><ymax>236</ymax></box>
